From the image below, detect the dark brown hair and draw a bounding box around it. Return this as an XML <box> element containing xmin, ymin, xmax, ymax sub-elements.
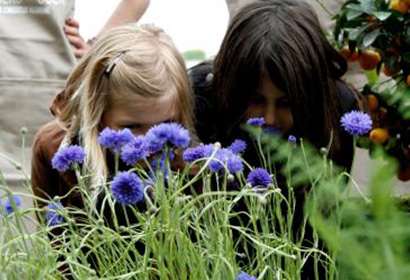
<box><xmin>213</xmin><ymin>0</ymin><xmax>349</xmax><ymax>159</ymax></box>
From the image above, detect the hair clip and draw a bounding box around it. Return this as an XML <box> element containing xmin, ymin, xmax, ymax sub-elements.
<box><xmin>105</xmin><ymin>52</ymin><xmax>127</xmax><ymax>77</ymax></box>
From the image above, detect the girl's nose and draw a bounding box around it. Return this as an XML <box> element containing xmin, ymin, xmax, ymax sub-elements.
<box><xmin>264</xmin><ymin>103</ymin><xmax>276</xmax><ymax>126</ymax></box>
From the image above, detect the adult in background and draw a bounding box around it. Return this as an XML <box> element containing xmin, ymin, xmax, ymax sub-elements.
<box><xmin>0</xmin><ymin>0</ymin><xmax>150</xmax><ymax>186</ymax></box>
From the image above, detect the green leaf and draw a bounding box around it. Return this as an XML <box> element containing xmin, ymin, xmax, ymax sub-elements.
<box><xmin>348</xmin><ymin>24</ymin><xmax>369</xmax><ymax>40</ymax></box>
<box><xmin>373</xmin><ymin>11</ymin><xmax>391</xmax><ymax>21</ymax></box>
<box><xmin>346</xmin><ymin>3</ymin><xmax>364</xmax><ymax>12</ymax></box>
<box><xmin>360</xmin><ymin>0</ymin><xmax>373</xmax><ymax>14</ymax></box>
<box><xmin>362</xmin><ymin>29</ymin><xmax>381</xmax><ymax>48</ymax></box>
<box><xmin>347</xmin><ymin>9</ymin><xmax>364</xmax><ymax>20</ymax></box>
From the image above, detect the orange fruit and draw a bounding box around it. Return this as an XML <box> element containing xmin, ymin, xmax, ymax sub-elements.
<box><xmin>382</xmin><ymin>64</ymin><xmax>399</xmax><ymax>77</ymax></box>
<box><xmin>339</xmin><ymin>46</ymin><xmax>351</xmax><ymax>61</ymax></box>
<box><xmin>367</xmin><ymin>94</ymin><xmax>379</xmax><ymax>111</ymax></box>
<box><xmin>349</xmin><ymin>49</ymin><xmax>359</xmax><ymax>62</ymax></box>
<box><xmin>369</xmin><ymin>128</ymin><xmax>389</xmax><ymax>144</ymax></box>
<box><xmin>339</xmin><ymin>47</ymin><xmax>359</xmax><ymax>62</ymax></box>
<box><xmin>407</xmin><ymin>74</ymin><xmax>410</xmax><ymax>87</ymax></box>
<box><xmin>359</xmin><ymin>50</ymin><xmax>381</xmax><ymax>70</ymax></box>
<box><xmin>390</xmin><ymin>0</ymin><xmax>409</xmax><ymax>13</ymax></box>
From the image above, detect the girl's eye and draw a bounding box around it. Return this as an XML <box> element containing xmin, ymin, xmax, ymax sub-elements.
<box><xmin>123</xmin><ymin>124</ymin><xmax>142</xmax><ymax>131</ymax></box>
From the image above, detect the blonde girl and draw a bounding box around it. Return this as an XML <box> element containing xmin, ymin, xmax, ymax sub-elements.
<box><xmin>31</xmin><ymin>24</ymin><xmax>194</xmax><ymax>210</ymax></box>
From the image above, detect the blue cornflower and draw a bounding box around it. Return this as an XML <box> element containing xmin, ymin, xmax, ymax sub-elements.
<box><xmin>45</xmin><ymin>202</ymin><xmax>64</xmax><ymax>226</ymax></box>
<box><xmin>236</xmin><ymin>271</ymin><xmax>257</xmax><ymax>280</ymax></box>
<box><xmin>182</xmin><ymin>144</ymin><xmax>215</xmax><ymax>162</ymax></box>
<box><xmin>288</xmin><ymin>135</ymin><xmax>297</xmax><ymax>142</ymax></box>
<box><xmin>121</xmin><ymin>136</ymin><xmax>148</xmax><ymax>166</ymax></box>
<box><xmin>4</xmin><ymin>195</ymin><xmax>22</xmax><ymax>214</ymax></box>
<box><xmin>228</xmin><ymin>139</ymin><xmax>247</xmax><ymax>154</ymax></box>
<box><xmin>246</xmin><ymin>117</ymin><xmax>265</xmax><ymax>126</ymax></box>
<box><xmin>98</xmin><ymin>128</ymin><xmax>134</xmax><ymax>153</ymax></box>
<box><xmin>247</xmin><ymin>168</ymin><xmax>272</xmax><ymax>187</ymax></box>
<box><xmin>144</xmin><ymin>123</ymin><xmax>190</xmax><ymax>154</ymax></box>
<box><xmin>111</xmin><ymin>172</ymin><xmax>144</xmax><ymax>205</ymax></box>
<box><xmin>209</xmin><ymin>148</ymin><xmax>243</xmax><ymax>173</ymax></box>
<box><xmin>341</xmin><ymin>110</ymin><xmax>373</xmax><ymax>136</ymax></box>
<box><xmin>51</xmin><ymin>145</ymin><xmax>85</xmax><ymax>172</ymax></box>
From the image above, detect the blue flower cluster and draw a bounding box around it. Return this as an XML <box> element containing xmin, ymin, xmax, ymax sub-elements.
<box><xmin>236</xmin><ymin>271</ymin><xmax>257</xmax><ymax>280</ymax></box>
<box><xmin>111</xmin><ymin>172</ymin><xmax>144</xmax><ymax>205</ymax></box>
<box><xmin>228</xmin><ymin>139</ymin><xmax>247</xmax><ymax>154</ymax></box>
<box><xmin>341</xmin><ymin>110</ymin><xmax>373</xmax><ymax>136</ymax></box>
<box><xmin>144</xmin><ymin>123</ymin><xmax>190</xmax><ymax>154</ymax></box>
<box><xmin>3</xmin><ymin>195</ymin><xmax>22</xmax><ymax>215</ymax></box>
<box><xmin>45</xmin><ymin>202</ymin><xmax>64</xmax><ymax>226</ymax></box>
<box><xmin>183</xmin><ymin>144</ymin><xmax>215</xmax><ymax>162</ymax></box>
<box><xmin>288</xmin><ymin>135</ymin><xmax>297</xmax><ymax>142</ymax></box>
<box><xmin>209</xmin><ymin>148</ymin><xmax>243</xmax><ymax>173</ymax></box>
<box><xmin>121</xmin><ymin>136</ymin><xmax>148</xmax><ymax>166</ymax></box>
<box><xmin>183</xmin><ymin>144</ymin><xmax>243</xmax><ymax>174</ymax></box>
<box><xmin>247</xmin><ymin>168</ymin><xmax>272</xmax><ymax>187</ymax></box>
<box><xmin>98</xmin><ymin>128</ymin><xmax>134</xmax><ymax>153</ymax></box>
<box><xmin>247</xmin><ymin>117</ymin><xmax>266</xmax><ymax>126</ymax></box>
<box><xmin>51</xmin><ymin>145</ymin><xmax>86</xmax><ymax>172</ymax></box>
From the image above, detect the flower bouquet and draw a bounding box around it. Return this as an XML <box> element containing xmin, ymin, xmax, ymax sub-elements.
<box><xmin>334</xmin><ymin>0</ymin><xmax>410</xmax><ymax>181</ymax></box>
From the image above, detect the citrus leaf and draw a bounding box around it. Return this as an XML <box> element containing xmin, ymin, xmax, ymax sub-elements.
<box><xmin>362</xmin><ymin>29</ymin><xmax>381</xmax><ymax>48</ymax></box>
<box><xmin>348</xmin><ymin>24</ymin><xmax>369</xmax><ymax>40</ymax></box>
<box><xmin>347</xmin><ymin>9</ymin><xmax>364</xmax><ymax>20</ymax></box>
<box><xmin>373</xmin><ymin>11</ymin><xmax>391</xmax><ymax>21</ymax></box>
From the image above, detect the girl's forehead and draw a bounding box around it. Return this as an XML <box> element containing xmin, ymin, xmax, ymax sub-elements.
<box><xmin>106</xmin><ymin>93</ymin><xmax>179</xmax><ymax>124</ymax></box>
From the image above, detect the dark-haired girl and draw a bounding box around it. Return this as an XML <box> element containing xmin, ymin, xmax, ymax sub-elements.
<box><xmin>190</xmin><ymin>0</ymin><xmax>363</xmax><ymax>278</ymax></box>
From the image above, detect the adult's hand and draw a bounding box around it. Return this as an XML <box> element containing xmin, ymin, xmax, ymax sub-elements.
<box><xmin>64</xmin><ymin>17</ymin><xmax>91</xmax><ymax>59</ymax></box>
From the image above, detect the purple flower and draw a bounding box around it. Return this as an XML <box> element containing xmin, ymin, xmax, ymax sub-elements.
<box><xmin>236</xmin><ymin>271</ymin><xmax>257</xmax><ymax>280</ymax></box>
<box><xmin>247</xmin><ymin>168</ymin><xmax>272</xmax><ymax>187</ymax></box>
<box><xmin>145</xmin><ymin>123</ymin><xmax>190</xmax><ymax>154</ymax></box>
<box><xmin>182</xmin><ymin>144</ymin><xmax>215</xmax><ymax>162</ymax></box>
<box><xmin>341</xmin><ymin>111</ymin><xmax>372</xmax><ymax>136</ymax></box>
<box><xmin>288</xmin><ymin>135</ymin><xmax>297</xmax><ymax>142</ymax></box>
<box><xmin>111</xmin><ymin>172</ymin><xmax>144</xmax><ymax>205</ymax></box>
<box><xmin>4</xmin><ymin>195</ymin><xmax>22</xmax><ymax>214</ymax></box>
<box><xmin>45</xmin><ymin>202</ymin><xmax>64</xmax><ymax>226</ymax></box>
<box><xmin>51</xmin><ymin>145</ymin><xmax>85</xmax><ymax>172</ymax></box>
<box><xmin>121</xmin><ymin>136</ymin><xmax>148</xmax><ymax>166</ymax></box>
<box><xmin>228</xmin><ymin>139</ymin><xmax>247</xmax><ymax>154</ymax></box>
<box><xmin>209</xmin><ymin>148</ymin><xmax>243</xmax><ymax>173</ymax></box>
<box><xmin>98</xmin><ymin>128</ymin><xmax>134</xmax><ymax>153</ymax></box>
<box><xmin>246</xmin><ymin>117</ymin><xmax>265</xmax><ymax>126</ymax></box>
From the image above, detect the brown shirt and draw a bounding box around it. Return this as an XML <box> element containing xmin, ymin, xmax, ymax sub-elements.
<box><xmin>31</xmin><ymin>120</ymin><xmax>83</xmax><ymax>210</ymax></box>
<box><xmin>31</xmin><ymin>90</ymin><xmax>83</xmax><ymax>210</ymax></box>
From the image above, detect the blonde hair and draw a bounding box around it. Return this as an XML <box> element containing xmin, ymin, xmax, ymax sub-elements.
<box><xmin>57</xmin><ymin>24</ymin><xmax>194</xmax><ymax>195</ymax></box>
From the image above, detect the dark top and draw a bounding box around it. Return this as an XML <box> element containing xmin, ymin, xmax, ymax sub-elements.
<box><xmin>189</xmin><ymin>61</ymin><xmax>358</xmax><ymax>172</ymax></box>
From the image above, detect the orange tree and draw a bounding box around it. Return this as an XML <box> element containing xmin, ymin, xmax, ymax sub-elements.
<box><xmin>334</xmin><ymin>0</ymin><xmax>410</xmax><ymax>181</ymax></box>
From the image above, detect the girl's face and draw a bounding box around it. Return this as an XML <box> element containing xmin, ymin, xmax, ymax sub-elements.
<box><xmin>245</xmin><ymin>74</ymin><xmax>294</xmax><ymax>134</ymax></box>
<box><xmin>100</xmin><ymin>94</ymin><xmax>178</xmax><ymax>135</ymax></box>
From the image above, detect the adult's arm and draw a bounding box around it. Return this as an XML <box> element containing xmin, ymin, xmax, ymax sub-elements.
<box><xmin>64</xmin><ymin>0</ymin><xmax>150</xmax><ymax>58</ymax></box>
